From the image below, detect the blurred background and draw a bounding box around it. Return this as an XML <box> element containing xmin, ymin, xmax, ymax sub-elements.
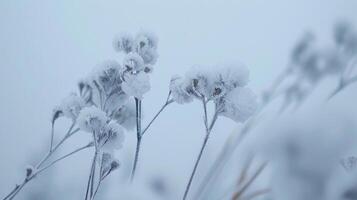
<box><xmin>1</xmin><ymin>0</ymin><xmax>357</xmax><ymax>199</ymax></box>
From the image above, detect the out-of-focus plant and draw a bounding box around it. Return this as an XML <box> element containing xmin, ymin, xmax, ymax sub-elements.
<box><xmin>169</xmin><ymin>65</ymin><xmax>258</xmax><ymax>199</ymax></box>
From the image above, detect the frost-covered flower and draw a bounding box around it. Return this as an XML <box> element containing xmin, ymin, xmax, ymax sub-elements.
<box><xmin>98</xmin><ymin>120</ymin><xmax>125</xmax><ymax>153</ymax></box>
<box><xmin>122</xmin><ymin>72</ymin><xmax>151</xmax><ymax>99</ymax></box>
<box><xmin>59</xmin><ymin>93</ymin><xmax>85</xmax><ymax>121</ymax></box>
<box><xmin>209</xmin><ymin>65</ymin><xmax>250</xmax><ymax>99</ymax></box>
<box><xmin>112</xmin><ymin>100</ymin><xmax>136</xmax><ymax>130</ymax></box>
<box><xmin>134</xmin><ymin>31</ymin><xmax>159</xmax><ymax>65</ymax></box>
<box><xmin>113</xmin><ymin>33</ymin><xmax>134</xmax><ymax>53</ymax></box>
<box><xmin>185</xmin><ymin>67</ymin><xmax>212</xmax><ymax>98</ymax></box>
<box><xmin>217</xmin><ymin>87</ymin><xmax>257</xmax><ymax>123</ymax></box>
<box><xmin>169</xmin><ymin>75</ymin><xmax>193</xmax><ymax>104</ymax></box>
<box><xmin>77</xmin><ymin>106</ymin><xmax>108</xmax><ymax>132</ymax></box>
<box><xmin>94</xmin><ymin>60</ymin><xmax>122</xmax><ymax>94</ymax></box>
<box><xmin>100</xmin><ymin>153</ymin><xmax>120</xmax><ymax>179</ymax></box>
<box><xmin>123</xmin><ymin>52</ymin><xmax>145</xmax><ymax>74</ymax></box>
<box><xmin>333</xmin><ymin>21</ymin><xmax>357</xmax><ymax>55</ymax></box>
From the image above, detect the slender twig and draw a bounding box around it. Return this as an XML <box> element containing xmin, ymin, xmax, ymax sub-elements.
<box><xmin>183</xmin><ymin>99</ymin><xmax>217</xmax><ymax>200</ymax></box>
<box><xmin>232</xmin><ymin>162</ymin><xmax>268</xmax><ymax>200</ymax></box>
<box><xmin>141</xmin><ymin>99</ymin><xmax>173</xmax><ymax>136</ymax></box>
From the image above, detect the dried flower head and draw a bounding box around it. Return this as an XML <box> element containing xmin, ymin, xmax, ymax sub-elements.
<box><xmin>112</xmin><ymin>100</ymin><xmax>136</xmax><ymax>130</ymax></box>
<box><xmin>122</xmin><ymin>72</ymin><xmax>151</xmax><ymax>99</ymax></box>
<box><xmin>59</xmin><ymin>93</ymin><xmax>85</xmax><ymax>121</ymax></box>
<box><xmin>77</xmin><ymin>106</ymin><xmax>108</xmax><ymax>133</ymax></box>
<box><xmin>217</xmin><ymin>87</ymin><xmax>258</xmax><ymax>123</ymax></box>
<box><xmin>113</xmin><ymin>33</ymin><xmax>134</xmax><ymax>53</ymax></box>
<box><xmin>170</xmin><ymin>75</ymin><xmax>194</xmax><ymax>104</ymax></box>
<box><xmin>122</xmin><ymin>52</ymin><xmax>145</xmax><ymax>74</ymax></box>
<box><xmin>98</xmin><ymin>120</ymin><xmax>125</xmax><ymax>153</ymax></box>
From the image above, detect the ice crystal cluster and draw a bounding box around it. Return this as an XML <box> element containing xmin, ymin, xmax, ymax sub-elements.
<box><xmin>170</xmin><ymin>64</ymin><xmax>257</xmax><ymax>123</ymax></box>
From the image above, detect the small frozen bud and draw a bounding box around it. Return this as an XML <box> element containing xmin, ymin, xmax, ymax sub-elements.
<box><xmin>113</xmin><ymin>33</ymin><xmax>134</xmax><ymax>53</ymax></box>
<box><xmin>110</xmin><ymin>159</ymin><xmax>120</xmax><ymax>171</ymax></box>
<box><xmin>218</xmin><ymin>87</ymin><xmax>258</xmax><ymax>123</ymax></box>
<box><xmin>122</xmin><ymin>72</ymin><xmax>151</xmax><ymax>99</ymax></box>
<box><xmin>144</xmin><ymin>65</ymin><xmax>154</xmax><ymax>73</ymax></box>
<box><xmin>169</xmin><ymin>75</ymin><xmax>193</xmax><ymax>104</ymax></box>
<box><xmin>77</xmin><ymin>106</ymin><xmax>108</xmax><ymax>133</ymax></box>
<box><xmin>26</xmin><ymin>165</ymin><xmax>34</xmax><ymax>177</ymax></box>
<box><xmin>60</xmin><ymin>93</ymin><xmax>85</xmax><ymax>121</ymax></box>
<box><xmin>51</xmin><ymin>106</ymin><xmax>63</xmax><ymax>124</ymax></box>
<box><xmin>123</xmin><ymin>52</ymin><xmax>145</xmax><ymax>74</ymax></box>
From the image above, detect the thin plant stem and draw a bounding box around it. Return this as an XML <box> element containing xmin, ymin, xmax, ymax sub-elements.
<box><xmin>131</xmin><ymin>98</ymin><xmax>142</xmax><ymax>181</ymax></box>
<box><xmin>3</xmin><ymin>143</ymin><xmax>91</xmax><ymax>200</ymax></box>
<box><xmin>2</xmin><ymin>122</ymin><xmax>81</xmax><ymax>200</ymax></box>
<box><xmin>183</xmin><ymin>100</ymin><xmax>217</xmax><ymax>200</ymax></box>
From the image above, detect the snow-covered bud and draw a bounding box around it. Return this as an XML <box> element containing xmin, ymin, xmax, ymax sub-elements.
<box><xmin>26</xmin><ymin>165</ymin><xmax>34</xmax><ymax>178</ymax></box>
<box><xmin>122</xmin><ymin>72</ymin><xmax>150</xmax><ymax>99</ymax></box>
<box><xmin>217</xmin><ymin>87</ymin><xmax>258</xmax><ymax>123</ymax></box>
<box><xmin>60</xmin><ymin>93</ymin><xmax>85</xmax><ymax>121</ymax></box>
<box><xmin>169</xmin><ymin>75</ymin><xmax>193</xmax><ymax>104</ymax></box>
<box><xmin>51</xmin><ymin>106</ymin><xmax>63</xmax><ymax>124</ymax></box>
<box><xmin>77</xmin><ymin>106</ymin><xmax>108</xmax><ymax>133</ymax></box>
<box><xmin>113</xmin><ymin>33</ymin><xmax>134</xmax><ymax>53</ymax></box>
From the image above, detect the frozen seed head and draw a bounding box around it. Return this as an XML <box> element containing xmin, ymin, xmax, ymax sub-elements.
<box><xmin>60</xmin><ymin>93</ymin><xmax>85</xmax><ymax>121</ymax></box>
<box><xmin>122</xmin><ymin>72</ymin><xmax>151</xmax><ymax>99</ymax></box>
<box><xmin>218</xmin><ymin>87</ymin><xmax>258</xmax><ymax>123</ymax></box>
<box><xmin>113</xmin><ymin>33</ymin><xmax>134</xmax><ymax>53</ymax></box>
<box><xmin>77</xmin><ymin>106</ymin><xmax>108</xmax><ymax>133</ymax></box>
<box><xmin>169</xmin><ymin>75</ymin><xmax>194</xmax><ymax>104</ymax></box>
<box><xmin>99</xmin><ymin>120</ymin><xmax>125</xmax><ymax>153</ymax></box>
<box><xmin>123</xmin><ymin>52</ymin><xmax>145</xmax><ymax>74</ymax></box>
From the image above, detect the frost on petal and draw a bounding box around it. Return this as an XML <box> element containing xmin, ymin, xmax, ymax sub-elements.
<box><xmin>112</xmin><ymin>100</ymin><xmax>136</xmax><ymax>130</ymax></box>
<box><xmin>122</xmin><ymin>72</ymin><xmax>150</xmax><ymax>99</ymax></box>
<box><xmin>98</xmin><ymin>120</ymin><xmax>125</xmax><ymax>153</ymax></box>
<box><xmin>185</xmin><ymin>67</ymin><xmax>212</xmax><ymax>98</ymax></box>
<box><xmin>123</xmin><ymin>52</ymin><xmax>145</xmax><ymax>74</ymax></box>
<box><xmin>77</xmin><ymin>106</ymin><xmax>108</xmax><ymax>133</ymax></box>
<box><xmin>218</xmin><ymin>87</ymin><xmax>258</xmax><ymax>123</ymax></box>
<box><xmin>113</xmin><ymin>33</ymin><xmax>134</xmax><ymax>53</ymax></box>
<box><xmin>169</xmin><ymin>75</ymin><xmax>193</xmax><ymax>104</ymax></box>
<box><xmin>60</xmin><ymin>93</ymin><xmax>85</xmax><ymax>121</ymax></box>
